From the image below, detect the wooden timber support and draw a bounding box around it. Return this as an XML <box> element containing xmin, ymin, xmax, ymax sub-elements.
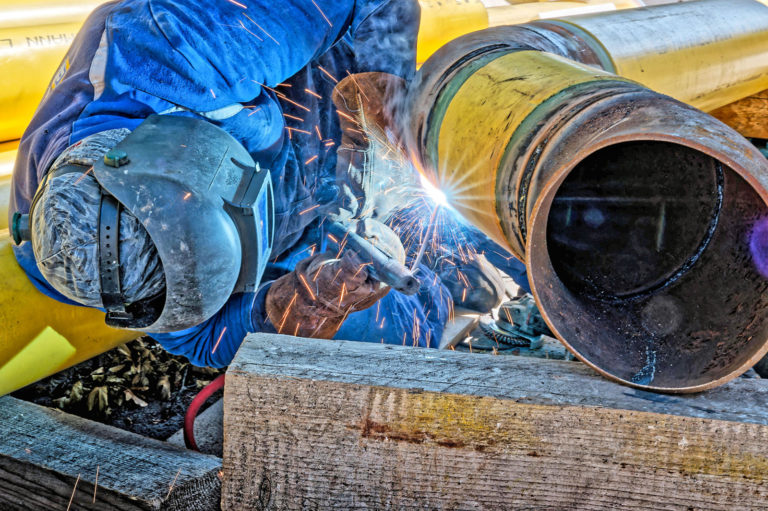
<box><xmin>0</xmin><ymin>396</ymin><xmax>222</xmax><ymax>510</ymax></box>
<box><xmin>711</xmin><ymin>89</ymin><xmax>768</xmax><ymax>140</ymax></box>
<box><xmin>223</xmin><ymin>333</ymin><xmax>768</xmax><ymax>510</ymax></box>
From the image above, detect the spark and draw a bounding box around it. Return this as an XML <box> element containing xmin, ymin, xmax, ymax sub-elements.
<box><xmin>210</xmin><ymin>89</ymin><xmax>216</xmax><ymax>99</ymax></box>
<box><xmin>183</xmin><ymin>192</ymin><xmax>192</xmax><ymax>200</ymax></box>
<box><xmin>338</xmin><ymin>283</ymin><xmax>347</xmax><ymax>307</ymax></box>
<box><xmin>166</xmin><ymin>468</ymin><xmax>182</xmax><ymax>500</ymax></box>
<box><xmin>238</xmin><ymin>19</ymin><xmax>263</xmax><ymax>41</ymax></box>
<box><xmin>277</xmin><ymin>95</ymin><xmax>310</xmax><ymax>112</ymax></box>
<box><xmin>278</xmin><ymin>292</ymin><xmax>298</xmax><ymax>332</ymax></box>
<box><xmin>67</xmin><ymin>474</ymin><xmax>80</xmax><ymax>511</ymax></box>
<box><xmin>335</xmin><ymin>109</ymin><xmax>358</xmax><ymax>123</ymax></box>
<box><xmin>305</xmin><ymin>88</ymin><xmax>322</xmax><ymax>99</ymax></box>
<box><xmin>211</xmin><ymin>327</ymin><xmax>227</xmax><ymax>354</ymax></box>
<box><xmin>299</xmin><ymin>204</ymin><xmax>320</xmax><ymax>215</ymax></box>
<box><xmin>73</xmin><ymin>167</ymin><xmax>93</xmax><ymax>186</ymax></box>
<box><xmin>93</xmin><ymin>465</ymin><xmax>99</xmax><ymax>503</ymax></box>
<box><xmin>228</xmin><ymin>0</ymin><xmax>247</xmax><ymax>8</ymax></box>
<box><xmin>314</xmin><ymin>125</ymin><xmax>322</xmax><ymax>140</ymax></box>
<box><xmin>283</xmin><ymin>113</ymin><xmax>304</xmax><ymax>122</ymax></box>
<box><xmin>298</xmin><ymin>273</ymin><xmax>316</xmax><ymax>300</ymax></box>
<box><xmin>318</xmin><ymin>65</ymin><xmax>338</xmax><ymax>83</ymax></box>
<box><xmin>286</xmin><ymin>127</ymin><xmax>311</xmax><ymax>136</ymax></box>
<box><xmin>353</xmin><ymin>262</ymin><xmax>371</xmax><ymax>279</ymax></box>
<box><xmin>345</xmin><ymin>70</ymin><xmax>370</xmax><ymax>102</ymax></box>
<box><xmin>243</xmin><ymin>14</ymin><xmax>280</xmax><ymax>45</ymax></box>
<box><xmin>247</xmin><ymin>107</ymin><xmax>262</xmax><ymax>117</ymax></box>
<box><xmin>311</xmin><ymin>0</ymin><xmax>333</xmax><ymax>26</ymax></box>
<box><xmin>304</xmin><ymin>155</ymin><xmax>318</xmax><ymax>165</ymax></box>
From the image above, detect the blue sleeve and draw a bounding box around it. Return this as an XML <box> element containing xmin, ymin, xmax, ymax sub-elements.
<box><xmin>101</xmin><ymin>0</ymin><xmax>382</xmax><ymax>112</ymax></box>
<box><xmin>149</xmin><ymin>285</ymin><xmax>275</xmax><ymax>368</ymax></box>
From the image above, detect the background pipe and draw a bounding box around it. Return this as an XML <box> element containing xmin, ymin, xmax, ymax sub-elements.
<box><xmin>405</xmin><ymin>36</ymin><xmax>768</xmax><ymax>392</ymax></box>
<box><xmin>419</xmin><ymin>0</ymin><xmax>768</xmax><ymax>114</ymax></box>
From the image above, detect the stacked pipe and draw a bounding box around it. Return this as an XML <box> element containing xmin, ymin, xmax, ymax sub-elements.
<box><xmin>404</xmin><ymin>0</ymin><xmax>768</xmax><ymax>392</ymax></box>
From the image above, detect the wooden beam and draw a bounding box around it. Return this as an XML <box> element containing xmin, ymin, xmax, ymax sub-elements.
<box><xmin>0</xmin><ymin>396</ymin><xmax>222</xmax><ymax>510</ymax></box>
<box><xmin>710</xmin><ymin>89</ymin><xmax>768</xmax><ymax>140</ymax></box>
<box><xmin>223</xmin><ymin>333</ymin><xmax>768</xmax><ymax>510</ymax></box>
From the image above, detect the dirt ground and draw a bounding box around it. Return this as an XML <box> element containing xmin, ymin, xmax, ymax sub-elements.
<box><xmin>12</xmin><ymin>337</ymin><xmax>224</xmax><ymax>440</ymax></box>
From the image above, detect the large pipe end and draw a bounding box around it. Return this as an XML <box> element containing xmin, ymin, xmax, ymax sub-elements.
<box><xmin>524</xmin><ymin>93</ymin><xmax>768</xmax><ymax>392</ymax></box>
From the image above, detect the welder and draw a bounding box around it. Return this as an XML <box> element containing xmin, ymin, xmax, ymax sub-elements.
<box><xmin>9</xmin><ymin>0</ymin><xmax>526</xmax><ymax>368</ymax></box>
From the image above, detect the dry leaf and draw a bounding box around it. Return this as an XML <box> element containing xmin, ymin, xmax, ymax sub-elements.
<box><xmin>158</xmin><ymin>376</ymin><xmax>172</xmax><ymax>400</ymax></box>
<box><xmin>124</xmin><ymin>389</ymin><xmax>148</xmax><ymax>407</ymax></box>
<box><xmin>87</xmin><ymin>386</ymin><xmax>109</xmax><ymax>412</ymax></box>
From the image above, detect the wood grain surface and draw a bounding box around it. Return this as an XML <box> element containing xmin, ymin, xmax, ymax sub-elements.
<box><xmin>222</xmin><ymin>334</ymin><xmax>768</xmax><ymax>510</ymax></box>
<box><xmin>0</xmin><ymin>396</ymin><xmax>222</xmax><ymax>510</ymax></box>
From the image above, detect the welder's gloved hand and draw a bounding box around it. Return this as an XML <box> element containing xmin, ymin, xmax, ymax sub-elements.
<box><xmin>265</xmin><ymin>251</ymin><xmax>390</xmax><ymax>339</ymax></box>
<box><xmin>332</xmin><ymin>72</ymin><xmax>417</xmax><ymax>221</ymax></box>
<box><xmin>265</xmin><ymin>218</ymin><xmax>405</xmax><ymax>339</ymax></box>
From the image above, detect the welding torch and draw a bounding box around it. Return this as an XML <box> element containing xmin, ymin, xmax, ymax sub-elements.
<box><xmin>327</xmin><ymin>220</ymin><xmax>420</xmax><ymax>296</ymax></box>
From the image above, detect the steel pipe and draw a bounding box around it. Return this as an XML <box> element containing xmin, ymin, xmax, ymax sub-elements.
<box><xmin>404</xmin><ymin>36</ymin><xmax>768</xmax><ymax>392</ymax></box>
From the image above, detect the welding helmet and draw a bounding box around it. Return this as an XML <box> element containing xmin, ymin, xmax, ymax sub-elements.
<box><xmin>13</xmin><ymin>115</ymin><xmax>274</xmax><ymax>333</ymax></box>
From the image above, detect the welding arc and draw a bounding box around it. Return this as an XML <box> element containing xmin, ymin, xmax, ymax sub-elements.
<box><xmin>404</xmin><ymin>5</ymin><xmax>768</xmax><ymax>392</ymax></box>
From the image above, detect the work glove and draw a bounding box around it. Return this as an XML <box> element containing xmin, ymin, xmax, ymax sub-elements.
<box><xmin>332</xmin><ymin>72</ymin><xmax>418</xmax><ymax>222</ymax></box>
<box><xmin>265</xmin><ymin>218</ymin><xmax>405</xmax><ymax>339</ymax></box>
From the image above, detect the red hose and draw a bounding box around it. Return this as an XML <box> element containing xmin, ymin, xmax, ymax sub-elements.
<box><xmin>184</xmin><ymin>373</ymin><xmax>226</xmax><ymax>451</ymax></box>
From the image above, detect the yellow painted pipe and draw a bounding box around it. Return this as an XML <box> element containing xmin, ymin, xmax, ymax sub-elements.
<box><xmin>0</xmin><ymin>22</ymin><xmax>83</xmax><ymax>143</ymax></box>
<box><xmin>0</xmin><ymin>235</ymin><xmax>137</xmax><ymax>396</ymax></box>
<box><xmin>416</xmin><ymin>0</ymin><xmax>643</xmax><ymax>64</ymax></box>
<box><xmin>0</xmin><ymin>0</ymin><xmax>106</xmax><ymax>29</ymax></box>
<box><xmin>547</xmin><ymin>0</ymin><xmax>768</xmax><ymax>112</ymax></box>
<box><xmin>406</xmin><ymin>31</ymin><xmax>768</xmax><ymax>392</ymax></box>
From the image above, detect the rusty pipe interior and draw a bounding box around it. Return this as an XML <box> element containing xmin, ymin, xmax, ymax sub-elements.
<box><xmin>404</xmin><ymin>34</ymin><xmax>768</xmax><ymax>392</ymax></box>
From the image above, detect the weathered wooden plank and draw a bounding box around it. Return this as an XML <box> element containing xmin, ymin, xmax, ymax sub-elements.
<box><xmin>222</xmin><ymin>333</ymin><xmax>768</xmax><ymax>510</ymax></box>
<box><xmin>710</xmin><ymin>90</ymin><xmax>768</xmax><ymax>139</ymax></box>
<box><xmin>0</xmin><ymin>396</ymin><xmax>222</xmax><ymax>510</ymax></box>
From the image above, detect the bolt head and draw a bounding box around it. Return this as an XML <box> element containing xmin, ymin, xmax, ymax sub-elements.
<box><xmin>104</xmin><ymin>149</ymin><xmax>129</xmax><ymax>168</ymax></box>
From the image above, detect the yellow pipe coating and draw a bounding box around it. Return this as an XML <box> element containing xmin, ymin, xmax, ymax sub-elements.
<box><xmin>434</xmin><ymin>50</ymin><xmax>625</xmax><ymax>251</ymax></box>
<box><xmin>0</xmin><ymin>22</ymin><xmax>82</xmax><ymax>142</ymax></box>
<box><xmin>0</xmin><ymin>236</ymin><xmax>137</xmax><ymax>396</ymax></box>
<box><xmin>0</xmin><ymin>0</ymin><xmax>105</xmax><ymax>29</ymax></box>
<box><xmin>416</xmin><ymin>0</ymin><xmax>641</xmax><ymax>64</ymax></box>
<box><xmin>556</xmin><ymin>0</ymin><xmax>768</xmax><ymax>111</ymax></box>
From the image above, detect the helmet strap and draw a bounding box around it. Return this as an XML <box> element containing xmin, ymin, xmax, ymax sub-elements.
<box><xmin>98</xmin><ymin>193</ymin><xmax>132</xmax><ymax>321</ymax></box>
